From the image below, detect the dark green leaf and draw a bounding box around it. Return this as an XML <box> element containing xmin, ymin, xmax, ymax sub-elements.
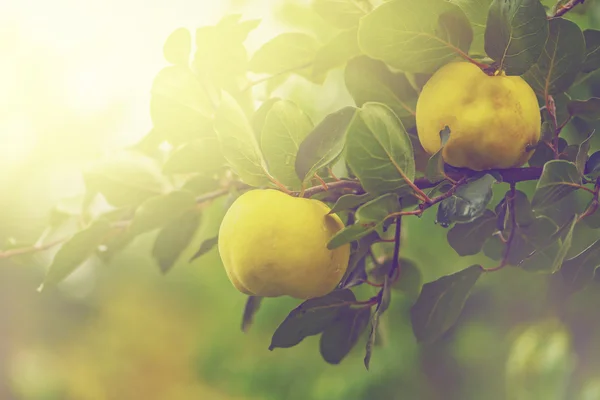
<box><xmin>561</xmin><ymin>238</ymin><xmax>600</xmax><ymax>293</ymax></box>
<box><xmin>567</xmin><ymin>98</ymin><xmax>600</xmax><ymax>121</ymax></box>
<box><xmin>130</xmin><ymin>191</ymin><xmax>196</xmax><ymax>235</ymax></box>
<box><xmin>313</xmin><ymin>28</ymin><xmax>361</xmax><ymax>80</ymax></box>
<box><xmin>449</xmin><ymin>0</ymin><xmax>492</xmax><ymax>55</ymax></box>
<box><xmin>312</xmin><ymin>0</ymin><xmax>368</xmax><ymax>29</ymax></box>
<box><xmin>40</xmin><ymin>220</ymin><xmax>112</xmax><ymax>290</ymax></box>
<box><xmin>261</xmin><ymin>100</ymin><xmax>314</xmax><ymax>189</ymax></box>
<box><xmin>484</xmin><ymin>0</ymin><xmax>548</xmax><ymax>75</ymax></box>
<box><xmin>345</xmin><ymin>102</ymin><xmax>415</xmax><ymax>196</ymax></box>
<box><xmin>241</xmin><ymin>296</ymin><xmax>263</xmax><ymax>333</ymax></box>
<box><xmin>576</xmin><ymin>130</ymin><xmax>594</xmax><ymax>176</ymax></box>
<box><xmin>358</xmin><ymin>0</ymin><xmax>473</xmax><ymax>73</ymax></box>
<box><xmin>528</xmin><ymin>142</ymin><xmax>555</xmax><ymax>168</ymax></box>
<box><xmin>364</xmin><ymin>309</ymin><xmax>380</xmax><ymax>370</ymax></box>
<box><xmin>511</xmin><ymin>190</ymin><xmax>537</xmax><ymax>228</ymax></box>
<box><xmin>163</xmin><ymin>27</ymin><xmax>191</xmax><ymax>66</ymax></box>
<box><xmin>506</xmin><ymin>216</ymin><xmax>558</xmax><ymax>265</ymax></box>
<box><xmin>436</xmin><ymin>174</ymin><xmax>496</xmax><ymax>227</ymax></box>
<box><xmin>425</xmin><ymin>126</ymin><xmax>451</xmax><ymax>184</ymax></box>
<box><xmin>328</xmin><ymin>193</ymin><xmax>401</xmax><ymax>249</ymax></box>
<box><xmin>447</xmin><ymin>209</ymin><xmax>497</xmax><ymax>256</ymax></box>
<box><xmin>249</xmin><ymin>33</ymin><xmax>318</xmax><ymax>76</ymax></box>
<box><xmin>189</xmin><ymin>236</ymin><xmax>219</xmax><ymax>262</ymax></box>
<box><xmin>329</xmin><ymin>193</ymin><xmax>376</xmax><ymax>214</ymax></box>
<box><xmin>483</xmin><ymin>234</ymin><xmax>505</xmax><ymax>261</ymax></box>
<box><xmin>295</xmin><ymin>106</ymin><xmax>357</xmax><ymax>183</ymax></box>
<box><xmin>344</xmin><ymin>56</ymin><xmax>418</xmax><ymax>120</ymax></box>
<box><xmin>410</xmin><ymin>265</ymin><xmax>482</xmax><ymax>343</ymax></box>
<box><xmin>320</xmin><ymin>306</ymin><xmax>371</xmax><ymax>364</ymax></box>
<box><xmin>213</xmin><ymin>91</ymin><xmax>270</xmax><ymax>187</ymax></box>
<box><xmin>251</xmin><ymin>98</ymin><xmax>281</xmax><ymax>141</ymax></box>
<box><xmin>531</xmin><ymin>160</ymin><xmax>581</xmax><ymax>210</ymax></box>
<box><xmin>163</xmin><ymin>137</ymin><xmax>226</xmax><ymax>174</ymax></box>
<box><xmin>582</xmin><ymin>29</ymin><xmax>600</xmax><ymax>73</ymax></box>
<box><xmin>269</xmin><ymin>289</ymin><xmax>356</xmax><ymax>350</ymax></box>
<box><xmin>151</xmin><ymin>209</ymin><xmax>201</xmax><ymax>273</ymax></box>
<box><xmin>339</xmin><ymin>232</ymin><xmax>380</xmax><ymax>289</ymax></box>
<box><xmin>523</xmin><ymin>18</ymin><xmax>585</xmax><ymax>96</ymax></box>
<box><xmin>585</xmin><ymin>150</ymin><xmax>600</xmax><ymax>178</ymax></box>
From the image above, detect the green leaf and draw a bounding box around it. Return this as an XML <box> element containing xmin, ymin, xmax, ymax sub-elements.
<box><xmin>328</xmin><ymin>193</ymin><xmax>401</xmax><ymax>249</ymax></box>
<box><xmin>483</xmin><ymin>234</ymin><xmax>505</xmax><ymax>261</ymax></box>
<box><xmin>531</xmin><ymin>160</ymin><xmax>581</xmax><ymax>210</ymax></box>
<box><xmin>312</xmin><ymin>0</ymin><xmax>368</xmax><ymax>29</ymax></box>
<box><xmin>436</xmin><ymin>174</ymin><xmax>496</xmax><ymax>227</ymax></box>
<box><xmin>213</xmin><ymin>91</ymin><xmax>270</xmax><ymax>187</ymax></box>
<box><xmin>393</xmin><ymin>258</ymin><xmax>423</xmax><ymax>301</ymax></box>
<box><xmin>189</xmin><ymin>236</ymin><xmax>219</xmax><ymax>262</ymax></box>
<box><xmin>345</xmin><ymin>102</ymin><xmax>415</xmax><ymax>196</ymax></box>
<box><xmin>249</xmin><ymin>33</ymin><xmax>319</xmax><ymax>76</ymax></box>
<box><xmin>410</xmin><ymin>265</ymin><xmax>482</xmax><ymax>343</ymax></box>
<box><xmin>163</xmin><ymin>27</ymin><xmax>191</xmax><ymax>66</ymax></box>
<box><xmin>313</xmin><ymin>28</ymin><xmax>361</xmax><ymax>80</ymax></box>
<box><xmin>339</xmin><ymin>232</ymin><xmax>380</xmax><ymax>289</ymax></box>
<box><xmin>241</xmin><ymin>296</ymin><xmax>263</xmax><ymax>333</ymax></box>
<box><xmin>484</xmin><ymin>0</ymin><xmax>548</xmax><ymax>75</ymax></box>
<box><xmin>447</xmin><ymin>209</ymin><xmax>497</xmax><ymax>256</ymax></box>
<box><xmin>150</xmin><ymin>66</ymin><xmax>214</xmax><ymax>144</ymax></box>
<box><xmin>84</xmin><ymin>153</ymin><xmax>169</xmax><ymax>208</ymax></box>
<box><xmin>585</xmin><ymin>151</ymin><xmax>600</xmax><ymax>178</ymax></box>
<box><xmin>344</xmin><ymin>56</ymin><xmax>418</xmax><ymax>121</ymax></box>
<box><xmin>582</xmin><ymin>29</ymin><xmax>600</xmax><ymax>73</ymax></box>
<box><xmin>511</xmin><ymin>190</ymin><xmax>537</xmax><ymax>228</ymax></box>
<box><xmin>425</xmin><ymin>126</ymin><xmax>451</xmax><ymax>184</ymax></box>
<box><xmin>576</xmin><ymin>130</ymin><xmax>594</xmax><ymax>176</ymax></box>
<box><xmin>561</xmin><ymin>238</ymin><xmax>600</xmax><ymax>293</ymax></box>
<box><xmin>295</xmin><ymin>106</ymin><xmax>357</xmax><ymax>183</ymax></box>
<box><xmin>251</xmin><ymin>98</ymin><xmax>281</xmax><ymax>141</ymax></box>
<box><xmin>320</xmin><ymin>306</ymin><xmax>371</xmax><ymax>364</ymax></box>
<box><xmin>40</xmin><ymin>220</ymin><xmax>112</xmax><ymax>290</ymax></box>
<box><xmin>364</xmin><ymin>308</ymin><xmax>380</xmax><ymax>371</ymax></box>
<box><xmin>449</xmin><ymin>0</ymin><xmax>492</xmax><ymax>55</ymax></box>
<box><xmin>329</xmin><ymin>193</ymin><xmax>376</xmax><ymax>214</ymax></box>
<box><xmin>523</xmin><ymin>18</ymin><xmax>585</xmax><ymax>96</ymax></box>
<box><xmin>269</xmin><ymin>289</ymin><xmax>356</xmax><ymax>350</ymax></box>
<box><xmin>180</xmin><ymin>175</ymin><xmax>220</xmax><ymax>196</ymax></box>
<box><xmin>129</xmin><ymin>191</ymin><xmax>196</xmax><ymax>235</ymax></box>
<box><xmin>261</xmin><ymin>100</ymin><xmax>314</xmax><ymax>190</ymax></box>
<box><xmin>151</xmin><ymin>209</ymin><xmax>201</xmax><ymax>273</ymax></box>
<box><xmin>528</xmin><ymin>142</ymin><xmax>555</xmax><ymax>168</ymax></box>
<box><xmin>567</xmin><ymin>98</ymin><xmax>600</xmax><ymax>121</ymax></box>
<box><xmin>358</xmin><ymin>0</ymin><xmax>473</xmax><ymax>73</ymax></box>
<box><xmin>506</xmin><ymin>216</ymin><xmax>558</xmax><ymax>265</ymax></box>
<box><xmin>163</xmin><ymin>137</ymin><xmax>226</xmax><ymax>175</ymax></box>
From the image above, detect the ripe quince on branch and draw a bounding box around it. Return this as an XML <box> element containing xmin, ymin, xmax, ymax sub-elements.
<box><xmin>416</xmin><ymin>61</ymin><xmax>542</xmax><ymax>171</ymax></box>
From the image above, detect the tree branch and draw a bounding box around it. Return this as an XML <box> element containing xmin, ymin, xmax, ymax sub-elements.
<box><xmin>0</xmin><ymin>238</ymin><xmax>67</xmax><ymax>260</ymax></box>
<box><xmin>552</xmin><ymin>0</ymin><xmax>585</xmax><ymax>17</ymax></box>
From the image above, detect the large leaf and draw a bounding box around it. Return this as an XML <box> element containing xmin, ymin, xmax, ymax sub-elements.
<box><xmin>436</xmin><ymin>174</ymin><xmax>496</xmax><ymax>227</ymax></box>
<box><xmin>567</xmin><ymin>98</ymin><xmax>600</xmax><ymax>121</ymax></box>
<box><xmin>261</xmin><ymin>100</ymin><xmax>314</xmax><ymax>189</ymax></box>
<box><xmin>345</xmin><ymin>102</ymin><xmax>415</xmax><ymax>196</ymax></box>
<box><xmin>358</xmin><ymin>0</ymin><xmax>473</xmax><ymax>73</ymax></box>
<box><xmin>269</xmin><ymin>289</ymin><xmax>356</xmax><ymax>350</ymax></box>
<box><xmin>410</xmin><ymin>265</ymin><xmax>482</xmax><ymax>343</ymax></box>
<box><xmin>251</xmin><ymin>98</ymin><xmax>281</xmax><ymax>141</ymax></box>
<box><xmin>295</xmin><ymin>106</ymin><xmax>357</xmax><ymax>183</ymax></box>
<box><xmin>531</xmin><ymin>160</ymin><xmax>581</xmax><ymax>210</ymax></box>
<box><xmin>506</xmin><ymin>216</ymin><xmax>558</xmax><ymax>265</ymax></box>
<box><xmin>213</xmin><ymin>91</ymin><xmax>270</xmax><ymax>187</ymax></box>
<box><xmin>129</xmin><ymin>191</ymin><xmax>196</xmax><ymax>236</ymax></box>
<box><xmin>163</xmin><ymin>27</ymin><xmax>191</xmax><ymax>66</ymax></box>
<box><xmin>344</xmin><ymin>56</ymin><xmax>418</xmax><ymax>120</ymax></box>
<box><xmin>329</xmin><ymin>193</ymin><xmax>376</xmax><ymax>214</ymax></box>
<box><xmin>320</xmin><ymin>306</ymin><xmax>371</xmax><ymax>364</ymax></box>
<box><xmin>249</xmin><ymin>33</ymin><xmax>319</xmax><ymax>76</ymax></box>
<box><xmin>523</xmin><ymin>18</ymin><xmax>585</xmax><ymax>96</ymax></box>
<box><xmin>40</xmin><ymin>220</ymin><xmax>112</xmax><ymax>289</ymax></box>
<box><xmin>151</xmin><ymin>209</ymin><xmax>201</xmax><ymax>273</ymax></box>
<box><xmin>312</xmin><ymin>0</ymin><xmax>368</xmax><ymax>29</ymax></box>
<box><xmin>163</xmin><ymin>137</ymin><xmax>226</xmax><ymax>174</ymax></box>
<box><xmin>241</xmin><ymin>296</ymin><xmax>263</xmax><ymax>333</ymax></box>
<box><xmin>312</xmin><ymin>28</ymin><xmax>361</xmax><ymax>80</ymax></box>
<box><xmin>561</xmin><ymin>239</ymin><xmax>600</xmax><ymax>293</ymax></box>
<box><xmin>449</xmin><ymin>0</ymin><xmax>492</xmax><ymax>55</ymax></box>
<box><xmin>581</xmin><ymin>29</ymin><xmax>600</xmax><ymax>73</ymax></box>
<box><xmin>447</xmin><ymin>209</ymin><xmax>497</xmax><ymax>256</ymax></box>
<box><xmin>484</xmin><ymin>0</ymin><xmax>548</xmax><ymax>75</ymax></box>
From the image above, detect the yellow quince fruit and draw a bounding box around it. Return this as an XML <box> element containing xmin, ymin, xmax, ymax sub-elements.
<box><xmin>416</xmin><ymin>61</ymin><xmax>541</xmax><ymax>171</ymax></box>
<box><xmin>218</xmin><ymin>189</ymin><xmax>350</xmax><ymax>299</ymax></box>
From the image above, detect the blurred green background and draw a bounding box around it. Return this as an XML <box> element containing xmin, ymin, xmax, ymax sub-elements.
<box><xmin>4</xmin><ymin>0</ymin><xmax>600</xmax><ymax>399</ymax></box>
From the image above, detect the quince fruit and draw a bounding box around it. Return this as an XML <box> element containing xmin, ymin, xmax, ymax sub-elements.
<box><xmin>416</xmin><ymin>62</ymin><xmax>541</xmax><ymax>171</ymax></box>
<box><xmin>218</xmin><ymin>189</ymin><xmax>350</xmax><ymax>299</ymax></box>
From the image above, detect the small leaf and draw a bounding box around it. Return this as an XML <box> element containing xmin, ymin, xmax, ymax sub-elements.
<box><xmin>576</xmin><ymin>130</ymin><xmax>595</xmax><ymax>176</ymax></box>
<box><xmin>364</xmin><ymin>309</ymin><xmax>380</xmax><ymax>370</ymax></box>
<box><xmin>358</xmin><ymin>0</ymin><xmax>473</xmax><ymax>73</ymax></box>
<box><xmin>189</xmin><ymin>236</ymin><xmax>219</xmax><ymax>262</ymax></box>
<box><xmin>425</xmin><ymin>126</ymin><xmax>451</xmax><ymax>184</ymax></box>
<box><xmin>163</xmin><ymin>137</ymin><xmax>226</xmax><ymax>175</ymax></box>
<box><xmin>249</xmin><ymin>33</ymin><xmax>318</xmax><ymax>76</ymax></box>
<box><xmin>295</xmin><ymin>106</ymin><xmax>357</xmax><ymax>183</ymax></box>
<box><xmin>561</xmin><ymin>238</ymin><xmax>600</xmax><ymax>293</ymax></box>
<box><xmin>410</xmin><ymin>265</ymin><xmax>482</xmax><ymax>343</ymax></box>
<box><xmin>151</xmin><ymin>209</ymin><xmax>201</xmax><ymax>273</ymax></box>
<box><xmin>261</xmin><ymin>100</ymin><xmax>314</xmax><ymax>189</ymax></box>
<box><xmin>251</xmin><ymin>98</ymin><xmax>281</xmax><ymax>141</ymax></box>
<box><xmin>567</xmin><ymin>98</ymin><xmax>600</xmax><ymax>121</ymax></box>
<box><xmin>241</xmin><ymin>296</ymin><xmax>263</xmax><ymax>333</ymax></box>
<box><xmin>41</xmin><ymin>220</ymin><xmax>112</xmax><ymax>289</ymax></box>
<box><xmin>163</xmin><ymin>27</ymin><xmax>191</xmax><ymax>66</ymax></box>
<box><xmin>531</xmin><ymin>160</ymin><xmax>581</xmax><ymax>210</ymax></box>
<box><xmin>447</xmin><ymin>209</ymin><xmax>497</xmax><ymax>256</ymax></box>
<box><xmin>339</xmin><ymin>232</ymin><xmax>380</xmax><ymax>289</ymax></box>
<box><xmin>312</xmin><ymin>0</ymin><xmax>368</xmax><ymax>29</ymax></box>
<box><xmin>320</xmin><ymin>306</ymin><xmax>371</xmax><ymax>364</ymax></box>
<box><xmin>313</xmin><ymin>28</ymin><xmax>361</xmax><ymax>80</ymax></box>
<box><xmin>585</xmin><ymin>150</ymin><xmax>600</xmax><ymax>178</ymax></box>
<box><xmin>328</xmin><ymin>193</ymin><xmax>401</xmax><ymax>249</ymax></box>
<box><xmin>523</xmin><ymin>18</ymin><xmax>585</xmax><ymax>96</ymax></box>
<box><xmin>329</xmin><ymin>193</ymin><xmax>376</xmax><ymax>214</ymax></box>
<box><xmin>436</xmin><ymin>174</ymin><xmax>496</xmax><ymax>227</ymax></box>
<box><xmin>213</xmin><ymin>91</ymin><xmax>270</xmax><ymax>187</ymax></box>
<box><xmin>345</xmin><ymin>102</ymin><xmax>415</xmax><ymax>196</ymax></box>
<box><xmin>344</xmin><ymin>56</ymin><xmax>418</xmax><ymax>120</ymax></box>
<box><xmin>582</xmin><ymin>29</ymin><xmax>600</xmax><ymax>73</ymax></box>
<box><xmin>269</xmin><ymin>289</ymin><xmax>356</xmax><ymax>350</ymax></box>
<box><xmin>484</xmin><ymin>0</ymin><xmax>548</xmax><ymax>75</ymax></box>
<box><xmin>130</xmin><ymin>191</ymin><xmax>196</xmax><ymax>235</ymax></box>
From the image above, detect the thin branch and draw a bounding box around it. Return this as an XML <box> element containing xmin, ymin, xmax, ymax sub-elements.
<box><xmin>0</xmin><ymin>238</ymin><xmax>67</xmax><ymax>260</ymax></box>
<box><xmin>296</xmin><ymin>179</ymin><xmax>364</xmax><ymax>198</ymax></box>
<box><xmin>552</xmin><ymin>0</ymin><xmax>585</xmax><ymax>17</ymax></box>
